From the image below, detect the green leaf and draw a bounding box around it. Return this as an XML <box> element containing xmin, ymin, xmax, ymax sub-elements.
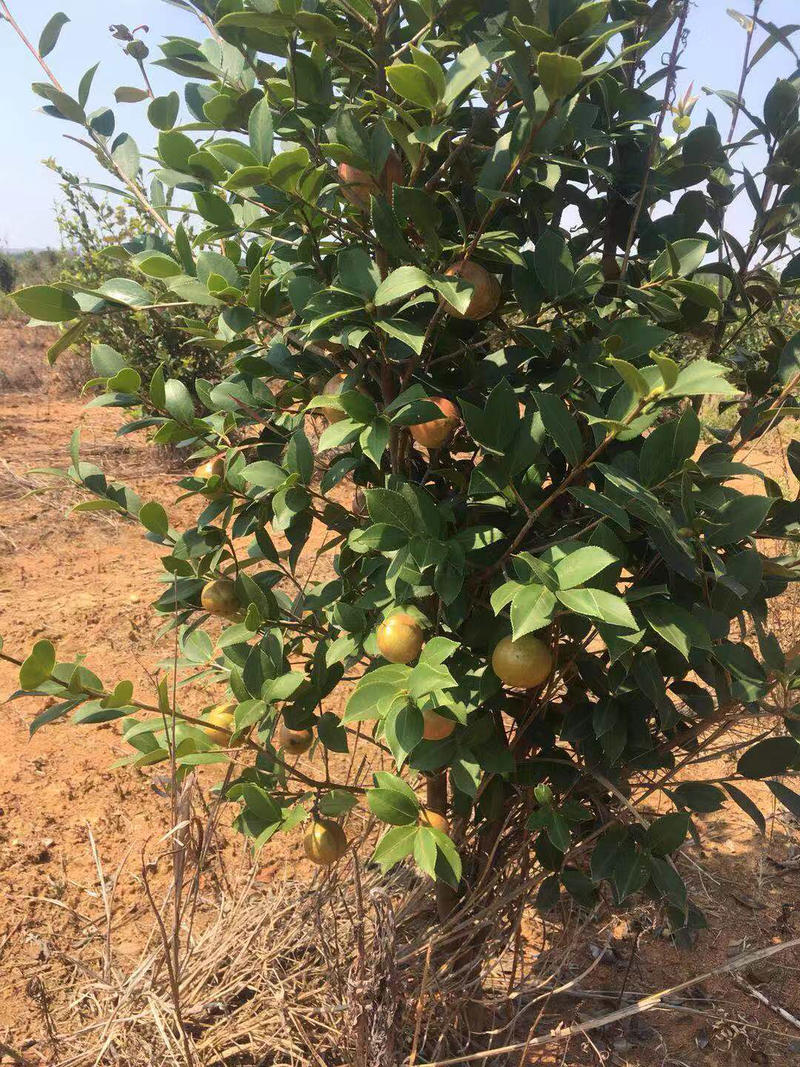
<box><xmin>553</xmin><ymin>546</ymin><xmax>617</xmax><ymax>589</ymax></box>
<box><xmin>384</xmin><ymin>702</ymin><xmax>423</xmax><ymax>767</ymax></box>
<box><xmin>767</xmin><ymin>780</ymin><xmax>800</xmax><ymax>819</ymax></box>
<box><xmin>537</xmin><ymin>52</ymin><xmax>583</xmax><ymax>102</ymax></box>
<box><xmin>148</xmin><ymin>92</ymin><xmax>180</xmax><ymax>130</ymax></box>
<box><xmin>39</xmin><ymin>12</ymin><xmax>69</xmax><ymax>57</ymax></box>
<box><xmin>707</xmin><ymin>494</ymin><xmax>773</xmax><ymax>546</ymax></box>
<box><xmin>607</xmin><ymin>357</ymin><xmax>649</xmax><ymax>397</ymax></box>
<box><xmin>557</xmin><ymin>587</ymin><xmax>637</xmax><ymax>630</ymax></box>
<box><xmin>645</xmin><ymin>813</ymin><xmax>690</xmax><ymax>857</ymax></box>
<box><xmin>241</xmin><ymin>460</ymin><xmax>287</xmax><ymax>491</ymax></box>
<box><xmin>374</xmin><ymin>266</ymin><xmax>430</xmax><ymax>306</ymax></box>
<box><xmin>510</xmin><ymin>584</ymin><xmax>557</xmax><ymax>639</ymax></box>
<box><xmin>13</xmin><ymin>285</ymin><xmax>80</xmax><ymax>322</ymax></box>
<box><xmin>534</xmin><ymin>229</ymin><xmax>574</xmax><ymax>298</ymax></box>
<box><xmin>737</xmin><ymin>736</ymin><xmax>800</xmax><ymax>779</ymax></box>
<box><xmin>666</xmin><ymin>359</ymin><xmax>739</xmax><ymax>398</ymax></box>
<box><xmin>111</xmin><ymin>134</ymin><xmax>140</xmax><ymax>180</ymax></box>
<box><xmin>387</xmin><ymin>63</ymin><xmax>440</xmax><ymax>108</ymax></box>
<box><xmin>163</xmin><ymin>379</ymin><xmax>194</xmax><ymax>422</ymax></box>
<box><xmin>139</xmin><ymin>501</ymin><xmax>169</xmax><ymax>537</ymax></box>
<box><xmin>20</xmin><ymin>640</ymin><xmax>56</xmax><ymax>690</ymax></box>
<box><xmin>366</xmin><ymin>787</ymin><xmax>419</xmax><ymax>824</ymax></box>
<box><xmin>534</xmin><ymin>392</ymin><xmax>582</xmax><ymax>465</ymax></box>
<box><xmin>652</xmin><ymin>238</ymin><xmax>708</xmax><ymax>280</ymax></box>
<box><xmin>365</xmin><ymin>488</ymin><xmax>420</xmax><ymax>534</ymax></box>
<box><xmin>115</xmin><ymin>86</ymin><xmax>150</xmax><ymax>103</ymax></box>
<box><xmin>248</xmin><ymin>95</ymin><xmax>274</xmax><ymax>164</ymax></box>
<box><xmin>371</xmin><ymin>824</ymin><xmax>417</xmax><ymax>871</ymax></box>
<box><xmin>777</xmin><ymin>332</ymin><xmax>800</xmax><ymax>386</ymax></box>
<box><xmin>442</xmin><ymin>42</ymin><xmax>495</xmax><ymax>106</ymax></box>
<box><xmin>670</xmin><ymin>782</ymin><xmax>725</xmax><ymax>813</ymax></box>
<box><xmin>642</xmin><ymin>601</ymin><xmax>711</xmax><ymax>660</ymax></box>
<box><xmin>723</xmin><ymin>783</ymin><xmax>766</xmax><ymax>833</ymax></box>
<box><xmin>132</xmin><ymin>251</ymin><xmax>181</xmax><ymax>279</ymax></box>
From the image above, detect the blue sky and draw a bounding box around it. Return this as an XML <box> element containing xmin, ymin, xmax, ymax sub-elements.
<box><xmin>0</xmin><ymin>0</ymin><xmax>798</xmax><ymax>249</ymax></box>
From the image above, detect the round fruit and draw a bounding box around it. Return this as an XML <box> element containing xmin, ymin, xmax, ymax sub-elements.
<box><xmin>304</xmin><ymin>818</ymin><xmax>348</xmax><ymax>865</ymax></box>
<box><xmin>201</xmin><ymin>578</ymin><xmax>241</xmax><ymax>619</ymax></box>
<box><xmin>419</xmin><ymin>807</ymin><xmax>450</xmax><ymax>834</ymax></box>
<box><xmin>410</xmin><ymin>397</ymin><xmax>460</xmax><ymax>449</ymax></box>
<box><xmin>376</xmin><ymin>612</ymin><xmax>424</xmax><ymax>664</ymax></box>
<box><xmin>337</xmin><ymin>150</ymin><xmax>403</xmax><ymax>212</ymax></box>
<box><xmin>491</xmin><ymin>634</ymin><xmax>553</xmax><ymax>689</ymax></box>
<box><xmin>278</xmin><ymin>722</ymin><xmax>313</xmax><ymax>756</ymax></box>
<box><xmin>203</xmin><ymin>703</ymin><xmax>239</xmax><ymax>746</ymax></box>
<box><xmin>441</xmin><ymin>260</ymin><xmax>501</xmax><ymax>320</ymax></box>
<box><xmin>195</xmin><ymin>454</ymin><xmax>226</xmax><ymax>497</ymax></box>
<box><xmin>195</xmin><ymin>454</ymin><xmax>225</xmax><ymax>482</ymax></box>
<box><xmin>422</xmin><ymin>708</ymin><xmax>456</xmax><ymax>741</ymax></box>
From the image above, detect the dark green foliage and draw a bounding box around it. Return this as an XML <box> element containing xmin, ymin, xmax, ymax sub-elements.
<box><xmin>6</xmin><ymin>0</ymin><xmax>800</xmax><ymax>930</ymax></box>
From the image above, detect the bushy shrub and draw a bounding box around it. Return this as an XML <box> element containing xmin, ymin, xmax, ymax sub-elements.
<box><xmin>48</xmin><ymin>162</ymin><xmax>224</xmax><ymax>389</ymax></box>
<box><xmin>5</xmin><ymin>0</ymin><xmax>800</xmax><ymax>948</ymax></box>
<box><xmin>0</xmin><ymin>253</ymin><xmax>15</xmax><ymax>293</ymax></box>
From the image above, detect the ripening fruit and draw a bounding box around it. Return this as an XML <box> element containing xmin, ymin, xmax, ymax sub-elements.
<box><xmin>195</xmin><ymin>454</ymin><xmax>225</xmax><ymax>482</ymax></box>
<box><xmin>419</xmin><ymin>807</ymin><xmax>450</xmax><ymax>834</ymax></box>
<box><xmin>195</xmin><ymin>454</ymin><xmax>226</xmax><ymax>497</ymax></box>
<box><xmin>304</xmin><ymin>818</ymin><xmax>348</xmax><ymax>865</ymax></box>
<box><xmin>376</xmin><ymin>612</ymin><xmax>424</xmax><ymax>664</ymax></box>
<box><xmin>491</xmin><ymin>634</ymin><xmax>553</xmax><ymax>689</ymax></box>
<box><xmin>320</xmin><ymin>373</ymin><xmax>369</xmax><ymax>425</ymax></box>
<box><xmin>201</xmin><ymin>578</ymin><xmax>241</xmax><ymax>619</ymax></box>
<box><xmin>337</xmin><ymin>150</ymin><xmax>403</xmax><ymax>211</ymax></box>
<box><xmin>277</xmin><ymin>722</ymin><xmax>313</xmax><ymax>756</ymax></box>
<box><xmin>410</xmin><ymin>397</ymin><xmax>460</xmax><ymax>449</ymax></box>
<box><xmin>203</xmin><ymin>703</ymin><xmax>240</xmax><ymax>746</ymax></box>
<box><xmin>442</xmin><ymin>260</ymin><xmax>501</xmax><ymax>320</ymax></box>
<box><xmin>422</xmin><ymin>708</ymin><xmax>456</xmax><ymax>741</ymax></box>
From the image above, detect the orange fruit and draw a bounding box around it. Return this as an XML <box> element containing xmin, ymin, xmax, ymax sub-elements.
<box><xmin>491</xmin><ymin>634</ymin><xmax>553</xmax><ymax>689</ymax></box>
<box><xmin>304</xmin><ymin>818</ymin><xmax>348</xmax><ymax>865</ymax></box>
<box><xmin>376</xmin><ymin>612</ymin><xmax>424</xmax><ymax>664</ymax></box>
<box><xmin>419</xmin><ymin>807</ymin><xmax>450</xmax><ymax>834</ymax></box>
<box><xmin>201</xmin><ymin>578</ymin><xmax>241</xmax><ymax>619</ymax></box>
<box><xmin>410</xmin><ymin>397</ymin><xmax>460</xmax><ymax>449</ymax></box>
<box><xmin>203</xmin><ymin>703</ymin><xmax>240</xmax><ymax>746</ymax></box>
<box><xmin>422</xmin><ymin>708</ymin><xmax>456</xmax><ymax>741</ymax></box>
<box><xmin>278</xmin><ymin>722</ymin><xmax>313</xmax><ymax>756</ymax></box>
<box><xmin>441</xmin><ymin>260</ymin><xmax>501</xmax><ymax>320</ymax></box>
<box><xmin>337</xmin><ymin>150</ymin><xmax>403</xmax><ymax>211</ymax></box>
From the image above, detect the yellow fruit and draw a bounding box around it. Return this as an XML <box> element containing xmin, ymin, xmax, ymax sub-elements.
<box><xmin>337</xmin><ymin>150</ymin><xmax>403</xmax><ymax>211</ymax></box>
<box><xmin>441</xmin><ymin>260</ymin><xmax>501</xmax><ymax>320</ymax></box>
<box><xmin>195</xmin><ymin>454</ymin><xmax>226</xmax><ymax>498</ymax></box>
<box><xmin>320</xmin><ymin>373</ymin><xmax>369</xmax><ymax>425</ymax></box>
<box><xmin>376</xmin><ymin>612</ymin><xmax>424</xmax><ymax>664</ymax></box>
<box><xmin>304</xmin><ymin>818</ymin><xmax>348</xmax><ymax>865</ymax></box>
<box><xmin>278</xmin><ymin>722</ymin><xmax>313</xmax><ymax>756</ymax></box>
<box><xmin>491</xmin><ymin>634</ymin><xmax>553</xmax><ymax>689</ymax></box>
<box><xmin>201</xmin><ymin>578</ymin><xmax>241</xmax><ymax>619</ymax></box>
<box><xmin>195</xmin><ymin>454</ymin><xmax>225</xmax><ymax>482</ymax></box>
<box><xmin>419</xmin><ymin>807</ymin><xmax>450</xmax><ymax>834</ymax></box>
<box><xmin>422</xmin><ymin>708</ymin><xmax>456</xmax><ymax>741</ymax></box>
<box><xmin>410</xmin><ymin>397</ymin><xmax>460</xmax><ymax>449</ymax></box>
<box><xmin>203</xmin><ymin>703</ymin><xmax>239</xmax><ymax>746</ymax></box>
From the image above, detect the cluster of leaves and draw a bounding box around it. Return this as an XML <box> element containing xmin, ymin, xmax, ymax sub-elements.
<box><xmin>6</xmin><ymin>0</ymin><xmax>800</xmax><ymax>933</ymax></box>
<box><xmin>47</xmin><ymin>161</ymin><xmax>223</xmax><ymax>388</ymax></box>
